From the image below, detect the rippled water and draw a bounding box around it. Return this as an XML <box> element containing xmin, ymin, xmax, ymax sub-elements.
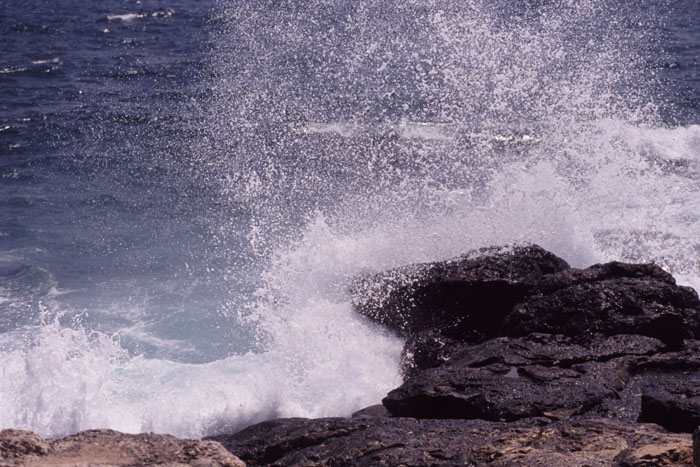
<box><xmin>0</xmin><ymin>0</ymin><xmax>698</xmax><ymax>438</ymax></box>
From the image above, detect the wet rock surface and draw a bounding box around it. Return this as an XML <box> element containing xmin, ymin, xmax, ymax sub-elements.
<box><xmin>350</xmin><ymin>244</ymin><xmax>571</xmax><ymax>342</ymax></box>
<box><xmin>638</xmin><ymin>373</ymin><xmax>700</xmax><ymax>433</ymax></box>
<box><xmin>351</xmin><ymin>246</ymin><xmax>700</xmax><ymax>346</ymax></box>
<box><xmin>384</xmin><ymin>333</ymin><xmax>668</xmax><ymax>422</ymax></box>
<box><xmin>211</xmin><ymin>416</ymin><xmax>694</xmax><ymax>466</ymax></box>
<box><xmin>212</xmin><ymin>244</ymin><xmax>700</xmax><ymax>466</ymax></box>
<box><xmin>0</xmin><ymin>429</ymin><xmax>245</xmax><ymax>467</ymax></box>
<box><xmin>504</xmin><ymin>264</ymin><xmax>700</xmax><ymax>347</ymax></box>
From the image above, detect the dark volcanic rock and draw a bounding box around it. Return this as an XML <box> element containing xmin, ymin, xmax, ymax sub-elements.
<box><xmin>350</xmin><ymin>244</ymin><xmax>570</xmax><ymax>342</ymax></box>
<box><xmin>384</xmin><ymin>333</ymin><xmax>665</xmax><ymax>422</ymax></box>
<box><xmin>211</xmin><ymin>416</ymin><xmax>694</xmax><ymax>466</ymax></box>
<box><xmin>205</xmin><ymin>245</ymin><xmax>700</xmax><ymax>465</ymax></box>
<box><xmin>504</xmin><ymin>263</ymin><xmax>700</xmax><ymax>346</ymax></box>
<box><xmin>694</xmin><ymin>426</ymin><xmax>700</xmax><ymax>466</ymax></box>
<box><xmin>350</xmin><ymin>244</ymin><xmax>700</xmax><ymax>437</ymax></box>
<box><xmin>400</xmin><ymin>330</ymin><xmax>463</xmax><ymax>377</ymax></box>
<box><xmin>351</xmin><ymin>404</ymin><xmax>392</xmax><ymax>419</ymax></box>
<box><xmin>351</xmin><ymin>244</ymin><xmax>700</xmax><ymax>348</ymax></box>
<box><xmin>638</xmin><ymin>374</ymin><xmax>700</xmax><ymax>433</ymax></box>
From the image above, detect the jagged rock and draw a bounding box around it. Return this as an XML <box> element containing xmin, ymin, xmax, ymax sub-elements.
<box><xmin>626</xmin><ymin>341</ymin><xmax>700</xmax><ymax>435</ymax></box>
<box><xmin>383</xmin><ymin>333</ymin><xmax>666</xmax><ymax>422</ymax></box>
<box><xmin>504</xmin><ymin>263</ymin><xmax>700</xmax><ymax>347</ymax></box>
<box><xmin>351</xmin><ymin>244</ymin><xmax>700</xmax><ymax>347</ymax></box>
<box><xmin>693</xmin><ymin>426</ymin><xmax>699</xmax><ymax>466</ymax></box>
<box><xmin>0</xmin><ymin>429</ymin><xmax>245</xmax><ymax>467</ymax></box>
<box><xmin>211</xmin><ymin>416</ymin><xmax>694</xmax><ymax>466</ymax></box>
<box><xmin>399</xmin><ymin>330</ymin><xmax>462</xmax><ymax>377</ymax></box>
<box><xmin>351</xmin><ymin>404</ymin><xmax>392</xmax><ymax>419</ymax></box>
<box><xmin>638</xmin><ymin>374</ymin><xmax>700</xmax><ymax>433</ymax></box>
<box><xmin>533</xmin><ymin>261</ymin><xmax>679</xmax><ymax>292</ymax></box>
<box><xmin>630</xmin><ymin>340</ymin><xmax>700</xmax><ymax>372</ymax></box>
<box><xmin>350</xmin><ymin>244</ymin><xmax>570</xmax><ymax>342</ymax></box>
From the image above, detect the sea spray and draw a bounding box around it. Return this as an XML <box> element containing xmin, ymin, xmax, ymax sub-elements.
<box><xmin>0</xmin><ymin>0</ymin><xmax>698</xmax><ymax>438</ymax></box>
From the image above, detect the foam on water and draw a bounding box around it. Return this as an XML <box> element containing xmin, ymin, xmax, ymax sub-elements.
<box><xmin>4</xmin><ymin>120</ymin><xmax>697</xmax><ymax>439</ymax></box>
<box><xmin>1</xmin><ymin>0</ymin><xmax>699</xmax><ymax>438</ymax></box>
<box><xmin>107</xmin><ymin>13</ymin><xmax>145</xmax><ymax>22</ymax></box>
<box><xmin>0</xmin><ymin>298</ymin><xmax>402</xmax><ymax>438</ymax></box>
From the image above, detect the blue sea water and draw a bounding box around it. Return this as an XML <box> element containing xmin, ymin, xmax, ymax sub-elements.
<box><xmin>0</xmin><ymin>0</ymin><xmax>699</xmax><ymax>437</ymax></box>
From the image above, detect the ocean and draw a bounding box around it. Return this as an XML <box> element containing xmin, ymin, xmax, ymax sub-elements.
<box><xmin>1</xmin><ymin>0</ymin><xmax>698</xmax><ymax>438</ymax></box>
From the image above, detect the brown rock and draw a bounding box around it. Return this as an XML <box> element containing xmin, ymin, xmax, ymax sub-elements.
<box><xmin>0</xmin><ymin>429</ymin><xmax>244</xmax><ymax>467</ymax></box>
<box><xmin>0</xmin><ymin>430</ymin><xmax>49</xmax><ymax>459</ymax></box>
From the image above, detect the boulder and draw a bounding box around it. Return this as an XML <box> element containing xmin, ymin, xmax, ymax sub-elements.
<box><xmin>504</xmin><ymin>263</ymin><xmax>700</xmax><ymax>347</ymax></box>
<box><xmin>0</xmin><ymin>429</ymin><xmax>244</xmax><ymax>467</ymax></box>
<box><xmin>210</xmin><ymin>416</ymin><xmax>694</xmax><ymax>466</ymax></box>
<box><xmin>384</xmin><ymin>333</ymin><xmax>665</xmax><ymax>422</ymax></box>
<box><xmin>350</xmin><ymin>244</ymin><xmax>570</xmax><ymax>342</ymax></box>
<box><xmin>638</xmin><ymin>375</ymin><xmax>700</xmax><ymax>433</ymax></box>
<box><xmin>351</xmin><ymin>244</ymin><xmax>700</xmax><ymax>347</ymax></box>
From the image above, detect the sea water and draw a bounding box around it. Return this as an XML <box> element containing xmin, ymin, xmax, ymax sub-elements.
<box><xmin>0</xmin><ymin>0</ymin><xmax>698</xmax><ymax>438</ymax></box>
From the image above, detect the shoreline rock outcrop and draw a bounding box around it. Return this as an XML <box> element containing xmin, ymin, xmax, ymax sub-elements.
<box><xmin>215</xmin><ymin>244</ymin><xmax>699</xmax><ymax>466</ymax></box>
<box><xmin>2</xmin><ymin>244</ymin><xmax>699</xmax><ymax>466</ymax></box>
<box><xmin>212</xmin><ymin>416</ymin><xmax>695</xmax><ymax>466</ymax></box>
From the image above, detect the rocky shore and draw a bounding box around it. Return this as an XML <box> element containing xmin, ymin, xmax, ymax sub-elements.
<box><xmin>2</xmin><ymin>245</ymin><xmax>699</xmax><ymax>466</ymax></box>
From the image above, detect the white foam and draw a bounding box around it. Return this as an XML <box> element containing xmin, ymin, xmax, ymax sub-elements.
<box><xmin>107</xmin><ymin>13</ymin><xmax>144</xmax><ymax>22</ymax></box>
<box><xmin>0</xmin><ymin>296</ymin><xmax>401</xmax><ymax>438</ymax></box>
<box><xmin>31</xmin><ymin>58</ymin><xmax>60</xmax><ymax>65</ymax></box>
<box><xmin>106</xmin><ymin>10</ymin><xmax>174</xmax><ymax>22</ymax></box>
<box><xmin>302</xmin><ymin>122</ymin><xmax>359</xmax><ymax>137</ymax></box>
<box><xmin>626</xmin><ymin>124</ymin><xmax>700</xmax><ymax>161</ymax></box>
<box><xmin>3</xmin><ymin>0</ymin><xmax>699</xmax><ymax>441</ymax></box>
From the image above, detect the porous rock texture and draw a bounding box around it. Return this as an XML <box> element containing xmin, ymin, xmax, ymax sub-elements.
<box><xmin>350</xmin><ymin>244</ymin><xmax>700</xmax><ymax>347</ymax></box>
<box><xmin>211</xmin><ymin>244</ymin><xmax>700</xmax><ymax>466</ymax></box>
<box><xmin>0</xmin><ymin>429</ymin><xmax>244</xmax><ymax>467</ymax></box>
<box><xmin>212</xmin><ymin>416</ymin><xmax>694</xmax><ymax>466</ymax></box>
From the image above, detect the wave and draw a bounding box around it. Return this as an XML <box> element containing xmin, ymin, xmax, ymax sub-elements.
<box><xmin>1</xmin><ymin>118</ymin><xmax>697</xmax><ymax>438</ymax></box>
<box><xmin>107</xmin><ymin>14</ymin><xmax>145</xmax><ymax>22</ymax></box>
<box><xmin>106</xmin><ymin>10</ymin><xmax>175</xmax><ymax>23</ymax></box>
<box><xmin>1</xmin><ymin>0</ymin><xmax>698</xmax><ymax>439</ymax></box>
<box><xmin>0</xmin><ymin>304</ymin><xmax>401</xmax><ymax>438</ymax></box>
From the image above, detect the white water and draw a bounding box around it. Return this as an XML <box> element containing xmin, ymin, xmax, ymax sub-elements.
<box><xmin>2</xmin><ymin>120</ymin><xmax>697</xmax><ymax>438</ymax></box>
<box><xmin>1</xmin><ymin>0</ymin><xmax>699</xmax><ymax>439</ymax></box>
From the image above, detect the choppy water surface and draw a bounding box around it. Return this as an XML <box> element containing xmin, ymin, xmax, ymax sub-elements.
<box><xmin>0</xmin><ymin>0</ymin><xmax>698</xmax><ymax>437</ymax></box>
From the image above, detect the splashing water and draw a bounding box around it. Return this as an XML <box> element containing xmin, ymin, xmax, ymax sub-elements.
<box><xmin>1</xmin><ymin>0</ymin><xmax>698</xmax><ymax>438</ymax></box>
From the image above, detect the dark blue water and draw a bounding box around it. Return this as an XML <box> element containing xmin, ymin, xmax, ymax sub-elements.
<box><xmin>1</xmin><ymin>0</ymin><xmax>262</xmax><ymax>361</ymax></box>
<box><xmin>1</xmin><ymin>0</ymin><xmax>698</xmax><ymax>437</ymax></box>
